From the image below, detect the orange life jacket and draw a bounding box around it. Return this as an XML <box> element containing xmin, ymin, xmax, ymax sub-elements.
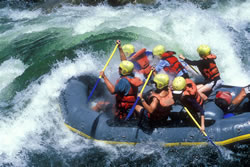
<box><xmin>183</xmin><ymin>79</ymin><xmax>203</xmax><ymax>106</ymax></box>
<box><xmin>199</xmin><ymin>54</ymin><xmax>220</xmax><ymax>81</ymax></box>
<box><xmin>130</xmin><ymin>48</ymin><xmax>151</xmax><ymax>76</ymax></box>
<box><xmin>161</xmin><ymin>51</ymin><xmax>185</xmax><ymax>75</ymax></box>
<box><xmin>115</xmin><ymin>76</ymin><xmax>143</xmax><ymax>119</ymax></box>
<box><xmin>147</xmin><ymin>91</ymin><xmax>172</xmax><ymax>121</ymax></box>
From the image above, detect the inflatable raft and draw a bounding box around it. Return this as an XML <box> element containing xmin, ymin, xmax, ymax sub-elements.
<box><xmin>59</xmin><ymin>75</ymin><xmax>250</xmax><ymax>147</ymax></box>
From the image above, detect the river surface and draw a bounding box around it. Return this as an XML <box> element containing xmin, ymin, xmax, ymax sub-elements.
<box><xmin>0</xmin><ymin>0</ymin><xmax>250</xmax><ymax>166</ymax></box>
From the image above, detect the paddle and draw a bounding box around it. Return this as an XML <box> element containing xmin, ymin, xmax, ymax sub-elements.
<box><xmin>125</xmin><ymin>69</ymin><xmax>154</xmax><ymax>121</ymax></box>
<box><xmin>183</xmin><ymin>106</ymin><xmax>222</xmax><ymax>156</ymax></box>
<box><xmin>188</xmin><ymin>64</ymin><xmax>199</xmax><ymax>75</ymax></box>
<box><xmin>179</xmin><ymin>54</ymin><xmax>200</xmax><ymax>75</ymax></box>
<box><xmin>87</xmin><ymin>44</ymin><xmax>119</xmax><ymax>102</ymax></box>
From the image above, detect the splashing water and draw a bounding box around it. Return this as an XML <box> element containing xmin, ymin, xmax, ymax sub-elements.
<box><xmin>0</xmin><ymin>0</ymin><xmax>250</xmax><ymax>166</ymax></box>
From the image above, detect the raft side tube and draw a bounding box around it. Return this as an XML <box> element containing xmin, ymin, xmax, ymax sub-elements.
<box><xmin>59</xmin><ymin>76</ymin><xmax>250</xmax><ymax>147</ymax></box>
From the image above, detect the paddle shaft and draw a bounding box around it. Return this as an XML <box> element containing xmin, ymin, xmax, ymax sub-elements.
<box><xmin>87</xmin><ymin>78</ymin><xmax>101</xmax><ymax>102</ymax></box>
<box><xmin>184</xmin><ymin>107</ymin><xmax>206</xmax><ymax>136</ymax></box>
<box><xmin>99</xmin><ymin>44</ymin><xmax>119</xmax><ymax>77</ymax></box>
<box><xmin>184</xmin><ymin>107</ymin><xmax>222</xmax><ymax>156</ymax></box>
<box><xmin>87</xmin><ymin>44</ymin><xmax>118</xmax><ymax>102</ymax></box>
<box><xmin>188</xmin><ymin>64</ymin><xmax>200</xmax><ymax>75</ymax></box>
<box><xmin>125</xmin><ymin>70</ymin><xmax>154</xmax><ymax>120</ymax></box>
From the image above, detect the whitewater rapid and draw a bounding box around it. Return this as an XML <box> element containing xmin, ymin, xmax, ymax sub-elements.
<box><xmin>0</xmin><ymin>0</ymin><xmax>250</xmax><ymax>166</ymax></box>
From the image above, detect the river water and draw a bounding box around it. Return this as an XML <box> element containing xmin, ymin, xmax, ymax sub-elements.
<box><xmin>0</xmin><ymin>0</ymin><xmax>249</xmax><ymax>166</ymax></box>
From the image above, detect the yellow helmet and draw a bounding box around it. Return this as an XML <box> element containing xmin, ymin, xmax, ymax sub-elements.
<box><xmin>122</xmin><ymin>44</ymin><xmax>135</xmax><ymax>57</ymax></box>
<box><xmin>172</xmin><ymin>76</ymin><xmax>186</xmax><ymax>94</ymax></box>
<box><xmin>153</xmin><ymin>45</ymin><xmax>165</xmax><ymax>57</ymax></box>
<box><xmin>153</xmin><ymin>73</ymin><xmax>169</xmax><ymax>89</ymax></box>
<box><xmin>119</xmin><ymin>60</ymin><xmax>134</xmax><ymax>75</ymax></box>
<box><xmin>197</xmin><ymin>45</ymin><xmax>211</xmax><ymax>57</ymax></box>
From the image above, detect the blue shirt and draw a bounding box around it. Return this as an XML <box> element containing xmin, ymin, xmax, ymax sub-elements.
<box><xmin>115</xmin><ymin>77</ymin><xmax>131</xmax><ymax>96</ymax></box>
<box><xmin>155</xmin><ymin>60</ymin><xmax>188</xmax><ymax>77</ymax></box>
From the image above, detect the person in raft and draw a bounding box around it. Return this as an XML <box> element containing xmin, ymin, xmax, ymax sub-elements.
<box><xmin>116</xmin><ymin>40</ymin><xmax>154</xmax><ymax>77</ymax></box>
<box><xmin>215</xmin><ymin>85</ymin><xmax>250</xmax><ymax>118</ymax></box>
<box><xmin>93</xmin><ymin>60</ymin><xmax>143</xmax><ymax>120</ymax></box>
<box><xmin>152</xmin><ymin>45</ymin><xmax>189</xmax><ymax>79</ymax></box>
<box><xmin>172</xmin><ymin>76</ymin><xmax>205</xmax><ymax>132</ymax></box>
<box><xmin>135</xmin><ymin>73</ymin><xmax>175</xmax><ymax>125</ymax></box>
<box><xmin>179</xmin><ymin>45</ymin><xmax>223</xmax><ymax>101</ymax></box>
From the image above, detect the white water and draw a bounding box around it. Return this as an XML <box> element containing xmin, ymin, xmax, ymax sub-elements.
<box><xmin>0</xmin><ymin>58</ymin><xmax>27</xmax><ymax>91</ymax></box>
<box><xmin>2</xmin><ymin>1</ymin><xmax>246</xmax><ymax>85</ymax></box>
<box><xmin>0</xmin><ymin>0</ymin><xmax>250</xmax><ymax>165</ymax></box>
<box><xmin>0</xmin><ymin>53</ymin><xmax>102</xmax><ymax>166</ymax></box>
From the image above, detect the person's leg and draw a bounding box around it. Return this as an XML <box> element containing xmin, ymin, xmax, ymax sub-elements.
<box><xmin>196</xmin><ymin>84</ymin><xmax>204</xmax><ymax>89</ymax></box>
<box><xmin>212</xmin><ymin>79</ymin><xmax>223</xmax><ymax>91</ymax></box>
<box><xmin>197</xmin><ymin>85</ymin><xmax>210</xmax><ymax>101</ymax></box>
<box><xmin>197</xmin><ymin>82</ymin><xmax>214</xmax><ymax>101</ymax></box>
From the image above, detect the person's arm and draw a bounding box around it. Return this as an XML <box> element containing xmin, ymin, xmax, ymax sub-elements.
<box><xmin>153</xmin><ymin>71</ymin><xmax>157</xmax><ymax>76</ymax></box>
<box><xmin>200</xmin><ymin>115</ymin><xmax>205</xmax><ymax>132</ymax></box>
<box><xmin>232</xmin><ymin>88</ymin><xmax>247</xmax><ymax>106</ymax></box>
<box><xmin>138</xmin><ymin>93</ymin><xmax>158</xmax><ymax>114</ymax></box>
<box><xmin>150</xmin><ymin>66</ymin><xmax>156</xmax><ymax>76</ymax></box>
<box><xmin>100</xmin><ymin>71</ymin><xmax>115</xmax><ymax>94</ymax></box>
<box><xmin>117</xmin><ymin>40</ymin><xmax>127</xmax><ymax>61</ymax></box>
<box><xmin>179</xmin><ymin>54</ymin><xmax>202</xmax><ymax>66</ymax></box>
<box><xmin>155</xmin><ymin>60</ymin><xmax>170</xmax><ymax>73</ymax></box>
<box><xmin>228</xmin><ymin>87</ymin><xmax>248</xmax><ymax>112</ymax></box>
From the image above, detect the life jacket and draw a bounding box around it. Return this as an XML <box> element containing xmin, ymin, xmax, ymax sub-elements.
<box><xmin>198</xmin><ymin>54</ymin><xmax>220</xmax><ymax>81</ymax></box>
<box><xmin>147</xmin><ymin>91</ymin><xmax>173</xmax><ymax>121</ymax></box>
<box><xmin>183</xmin><ymin>79</ymin><xmax>203</xmax><ymax>106</ymax></box>
<box><xmin>130</xmin><ymin>48</ymin><xmax>151</xmax><ymax>76</ymax></box>
<box><xmin>161</xmin><ymin>51</ymin><xmax>185</xmax><ymax>75</ymax></box>
<box><xmin>115</xmin><ymin>76</ymin><xmax>143</xmax><ymax>119</ymax></box>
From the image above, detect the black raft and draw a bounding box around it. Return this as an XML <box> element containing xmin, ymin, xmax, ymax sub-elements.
<box><xmin>59</xmin><ymin>75</ymin><xmax>250</xmax><ymax>147</ymax></box>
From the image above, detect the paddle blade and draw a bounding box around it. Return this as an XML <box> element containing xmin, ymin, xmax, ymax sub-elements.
<box><xmin>125</xmin><ymin>96</ymin><xmax>140</xmax><ymax>121</ymax></box>
<box><xmin>206</xmin><ymin>136</ymin><xmax>223</xmax><ymax>157</ymax></box>
<box><xmin>87</xmin><ymin>78</ymin><xmax>101</xmax><ymax>102</ymax></box>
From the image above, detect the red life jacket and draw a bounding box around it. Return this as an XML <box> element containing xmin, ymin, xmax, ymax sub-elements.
<box><xmin>199</xmin><ymin>54</ymin><xmax>220</xmax><ymax>81</ymax></box>
<box><xmin>115</xmin><ymin>76</ymin><xmax>143</xmax><ymax>119</ymax></box>
<box><xmin>161</xmin><ymin>51</ymin><xmax>185</xmax><ymax>75</ymax></box>
<box><xmin>147</xmin><ymin>91</ymin><xmax>173</xmax><ymax>121</ymax></box>
<box><xmin>130</xmin><ymin>48</ymin><xmax>151</xmax><ymax>76</ymax></box>
<box><xmin>183</xmin><ymin>79</ymin><xmax>203</xmax><ymax>106</ymax></box>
